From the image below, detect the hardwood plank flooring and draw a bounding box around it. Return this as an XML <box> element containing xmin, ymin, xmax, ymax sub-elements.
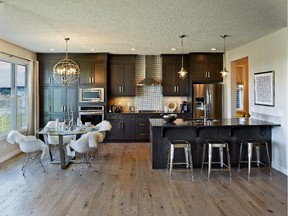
<box><xmin>0</xmin><ymin>143</ymin><xmax>287</xmax><ymax>216</ymax></box>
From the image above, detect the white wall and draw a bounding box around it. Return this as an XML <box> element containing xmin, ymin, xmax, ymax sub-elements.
<box><xmin>0</xmin><ymin>39</ymin><xmax>37</xmax><ymax>162</ymax></box>
<box><xmin>225</xmin><ymin>28</ymin><xmax>288</xmax><ymax>175</ymax></box>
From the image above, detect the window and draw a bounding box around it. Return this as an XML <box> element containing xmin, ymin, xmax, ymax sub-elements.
<box><xmin>236</xmin><ymin>84</ymin><xmax>244</xmax><ymax>110</ymax></box>
<box><xmin>0</xmin><ymin>60</ymin><xmax>28</xmax><ymax>135</ymax></box>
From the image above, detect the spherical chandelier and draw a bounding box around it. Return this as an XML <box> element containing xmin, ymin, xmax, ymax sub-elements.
<box><xmin>53</xmin><ymin>38</ymin><xmax>80</xmax><ymax>86</ymax></box>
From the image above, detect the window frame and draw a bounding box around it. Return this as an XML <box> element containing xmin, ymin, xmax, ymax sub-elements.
<box><xmin>0</xmin><ymin>59</ymin><xmax>28</xmax><ymax>139</ymax></box>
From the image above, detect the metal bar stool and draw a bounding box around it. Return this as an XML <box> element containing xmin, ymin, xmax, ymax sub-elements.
<box><xmin>238</xmin><ymin>139</ymin><xmax>272</xmax><ymax>177</ymax></box>
<box><xmin>167</xmin><ymin>140</ymin><xmax>193</xmax><ymax>177</ymax></box>
<box><xmin>201</xmin><ymin>140</ymin><xmax>231</xmax><ymax>178</ymax></box>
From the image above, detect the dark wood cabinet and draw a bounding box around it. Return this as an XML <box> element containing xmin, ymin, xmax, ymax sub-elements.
<box><xmin>162</xmin><ymin>54</ymin><xmax>189</xmax><ymax>96</ymax></box>
<box><xmin>38</xmin><ymin>54</ymin><xmax>66</xmax><ymax>86</ymax></box>
<box><xmin>105</xmin><ymin>114</ymin><xmax>135</xmax><ymax>141</ymax></box>
<box><xmin>40</xmin><ymin>86</ymin><xmax>77</xmax><ymax>126</ymax></box>
<box><xmin>108</xmin><ymin>55</ymin><xmax>136</xmax><ymax>97</ymax></box>
<box><xmin>37</xmin><ymin>53</ymin><xmax>108</xmax><ymax>127</ymax></box>
<box><xmin>105</xmin><ymin>113</ymin><xmax>161</xmax><ymax>141</ymax></box>
<box><xmin>190</xmin><ymin>53</ymin><xmax>223</xmax><ymax>83</ymax></box>
<box><xmin>78</xmin><ymin>60</ymin><xmax>106</xmax><ymax>86</ymax></box>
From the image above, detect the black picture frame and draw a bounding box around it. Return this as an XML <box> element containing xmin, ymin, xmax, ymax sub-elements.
<box><xmin>254</xmin><ymin>71</ymin><xmax>275</xmax><ymax>106</ymax></box>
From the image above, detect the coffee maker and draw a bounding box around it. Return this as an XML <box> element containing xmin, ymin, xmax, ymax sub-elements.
<box><xmin>180</xmin><ymin>101</ymin><xmax>189</xmax><ymax>113</ymax></box>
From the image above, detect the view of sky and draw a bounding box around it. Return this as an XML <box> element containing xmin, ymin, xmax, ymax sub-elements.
<box><xmin>0</xmin><ymin>61</ymin><xmax>26</xmax><ymax>87</ymax></box>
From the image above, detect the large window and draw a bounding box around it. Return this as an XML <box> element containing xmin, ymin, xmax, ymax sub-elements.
<box><xmin>0</xmin><ymin>60</ymin><xmax>27</xmax><ymax>135</ymax></box>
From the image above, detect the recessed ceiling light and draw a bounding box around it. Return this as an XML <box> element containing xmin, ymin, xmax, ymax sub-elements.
<box><xmin>131</xmin><ymin>48</ymin><xmax>136</xmax><ymax>51</ymax></box>
<box><xmin>90</xmin><ymin>48</ymin><xmax>95</xmax><ymax>51</ymax></box>
<box><xmin>211</xmin><ymin>48</ymin><xmax>217</xmax><ymax>51</ymax></box>
<box><xmin>50</xmin><ymin>48</ymin><xmax>55</xmax><ymax>51</ymax></box>
<box><xmin>171</xmin><ymin>48</ymin><xmax>176</xmax><ymax>51</ymax></box>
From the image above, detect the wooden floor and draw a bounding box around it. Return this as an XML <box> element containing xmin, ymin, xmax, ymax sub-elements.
<box><xmin>0</xmin><ymin>143</ymin><xmax>287</xmax><ymax>216</ymax></box>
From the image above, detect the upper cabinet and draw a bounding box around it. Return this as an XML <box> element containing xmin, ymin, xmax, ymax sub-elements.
<box><xmin>162</xmin><ymin>54</ymin><xmax>189</xmax><ymax>96</ymax></box>
<box><xmin>108</xmin><ymin>55</ymin><xmax>136</xmax><ymax>97</ymax></box>
<box><xmin>38</xmin><ymin>54</ymin><xmax>66</xmax><ymax>86</ymax></box>
<box><xmin>189</xmin><ymin>53</ymin><xmax>223</xmax><ymax>83</ymax></box>
<box><xmin>78</xmin><ymin>57</ymin><xmax>107</xmax><ymax>86</ymax></box>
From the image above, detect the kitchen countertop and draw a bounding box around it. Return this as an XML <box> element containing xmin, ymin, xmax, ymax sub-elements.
<box><xmin>149</xmin><ymin>118</ymin><xmax>281</xmax><ymax>127</ymax></box>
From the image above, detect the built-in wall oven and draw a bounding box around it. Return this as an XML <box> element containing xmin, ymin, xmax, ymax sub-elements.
<box><xmin>79</xmin><ymin>106</ymin><xmax>104</xmax><ymax>125</ymax></box>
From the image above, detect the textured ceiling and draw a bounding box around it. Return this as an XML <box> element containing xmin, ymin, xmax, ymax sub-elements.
<box><xmin>0</xmin><ymin>0</ymin><xmax>287</xmax><ymax>54</ymax></box>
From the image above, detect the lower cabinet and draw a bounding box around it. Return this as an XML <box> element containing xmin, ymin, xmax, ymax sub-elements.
<box><xmin>106</xmin><ymin>114</ymin><xmax>135</xmax><ymax>141</ymax></box>
<box><xmin>105</xmin><ymin>113</ymin><xmax>161</xmax><ymax>141</ymax></box>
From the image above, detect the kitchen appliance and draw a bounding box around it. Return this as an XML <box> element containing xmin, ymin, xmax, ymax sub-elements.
<box><xmin>193</xmin><ymin>84</ymin><xmax>223</xmax><ymax>120</ymax></box>
<box><xmin>79</xmin><ymin>87</ymin><xmax>104</xmax><ymax>103</ymax></box>
<box><xmin>180</xmin><ymin>101</ymin><xmax>189</xmax><ymax>113</ymax></box>
<box><xmin>78</xmin><ymin>106</ymin><xmax>104</xmax><ymax>125</ymax></box>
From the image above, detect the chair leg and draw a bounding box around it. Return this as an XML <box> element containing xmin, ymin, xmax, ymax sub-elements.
<box><xmin>238</xmin><ymin>142</ymin><xmax>243</xmax><ymax>170</ymax></box>
<box><xmin>208</xmin><ymin>145</ymin><xmax>212</xmax><ymax>178</ymax></box>
<box><xmin>201</xmin><ymin>143</ymin><xmax>206</xmax><ymax>171</ymax></box>
<box><xmin>188</xmin><ymin>145</ymin><xmax>194</xmax><ymax>180</ymax></box>
<box><xmin>219</xmin><ymin>146</ymin><xmax>224</xmax><ymax>168</ymax></box>
<box><xmin>169</xmin><ymin>144</ymin><xmax>174</xmax><ymax>176</ymax></box>
<box><xmin>265</xmin><ymin>142</ymin><xmax>272</xmax><ymax>176</ymax></box>
<box><xmin>184</xmin><ymin>146</ymin><xmax>189</xmax><ymax>168</ymax></box>
<box><xmin>248</xmin><ymin>143</ymin><xmax>252</xmax><ymax>177</ymax></box>
<box><xmin>226</xmin><ymin>144</ymin><xmax>232</xmax><ymax>178</ymax></box>
<box><xmin>256</xmin><ymin>146</ymin><xmax>260</xmax><ymax>168</ymax></box>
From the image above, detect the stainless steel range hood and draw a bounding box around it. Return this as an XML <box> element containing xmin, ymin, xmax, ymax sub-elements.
<box><xmin>137</xmin><ymin>55</ymin><xmax>161</xmax><ymax>86</ymax></box>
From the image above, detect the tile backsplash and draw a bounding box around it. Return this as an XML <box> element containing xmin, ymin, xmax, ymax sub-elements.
<box><xmin>108</xmin><ymin>55</ymin><xmax>188</xmax><ymax>112</ymax></box>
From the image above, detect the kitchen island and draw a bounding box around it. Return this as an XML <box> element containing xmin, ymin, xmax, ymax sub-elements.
<box><xmin>149</xmin><ymin>118</ymin><xmax>280</xmax><ymax>169</ymax></box>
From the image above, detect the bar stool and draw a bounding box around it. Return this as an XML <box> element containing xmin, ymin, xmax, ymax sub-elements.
<box><xmin>167</xmin><ymin>140</ymin><xmax>193</xmax><ymax>177</ymax></box>
<box><xmin>238</xmin><ymin>139</ymin><xmax>272</xmax><ymax>177</ymax></box>
<box><xmin>201</xmin><ymin>140</ymin><xmax>231</xmax><ymax>178</ymax></box>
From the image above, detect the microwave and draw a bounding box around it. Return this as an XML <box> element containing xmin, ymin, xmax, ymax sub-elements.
<box><xmin>79</xmin><ymin>88</ymin><xmax>104</xmax><ymax>102</ymax></box>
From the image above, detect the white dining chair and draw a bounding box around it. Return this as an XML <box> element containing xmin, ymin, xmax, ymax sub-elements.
<box><xmin>6</xmin><ymin>130</ymin><xmax>49</xmax><ymax>176</ymax></box>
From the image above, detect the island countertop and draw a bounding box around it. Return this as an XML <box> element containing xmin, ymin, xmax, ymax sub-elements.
<box><xmin>149</xmin><ymin>118</ymin><xmax>280</xmax><ymax>127</ymax></box>
<box><xmin>149</xmin><ymin>118</ymin><xmax>280</xmax><ymax>169</ymax></box>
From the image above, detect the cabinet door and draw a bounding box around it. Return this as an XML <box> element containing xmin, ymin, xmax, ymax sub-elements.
<box><xmin>190</xmin><ymin>53</ymin><xmax>223</xmax><ymax>83</ymax></box>
<box><xmin>163</xmin><ymin>62</ymin><xmax>177</xmax><ymax>96</ymax></box>
<box><xmin>121</xmin><ymin>119</ymin><xmax>135</xmax><ymax>140</ymax></box>
<box><xmin>206</xmin><ymin>61</ymin><xmax>223</xmax><ymax>82</ymax></box>
<box><xmin>93</xmin><ymin>61</ymin><xmax>106</xmax><ymax>85</ymax></box>
<box><xmin>109</xmin><ymin>63</ymin><xmax>123</xmax><ymax>96</ymax></box>
<box><xmin>191</xmin><ymin>62</ymin><xmax>206</xmax><ymax>82</ymax></box>
<box><xmin>163</xmin><ymin>61</ymin><xmax>189</xmax><ymax>96</ymax></box>
<box><xmin>66</xmin><ymin>88</ymin><xmax>77</xmax><ymax>113</ymax></box>
<box><xmin>39</xmin><ymin>60</ymin><xmax>60</xmax><ymax>86</ymax></box>
<box><xmin>122</xmin><ymin>63</ymin><xmax>135</xmax><ymax>96</ymax></box>
<box><xmin>78</xmin><ymin>61</ymin><xmax>92</xmax><ymax>85</ymax></box>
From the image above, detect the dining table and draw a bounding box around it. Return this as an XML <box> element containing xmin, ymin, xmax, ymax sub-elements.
<box><xmin>37</xmin><ymin>127</ymin><xmax>92</xmax><ymax>169</ymax></box>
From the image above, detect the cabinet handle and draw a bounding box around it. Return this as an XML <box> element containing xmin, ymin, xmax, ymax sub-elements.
<box><xmin>205</xmin><ymin>71</ymin><xmax>207</xmax><ymax>78</ymax></box>
<box><xmin>49</xmin><ymin>77</ymin><xmax>52</xmax><ymax>84</ymax></box>
<box><xmin>122</xmin><ymin>86</ymin><xmax>124</xmax><ymax>93</ymax></box>
<box><xmin>139</xmin><ymin>133</ymin><xmax>146</xmax><ymax>136</ymax></box>
<box><xmin>139</xmin><ymin>123</ymin><xmax>146</xmax><ymax>126</ymax></box>
<box><xmin>174</xmin><ymin>86</ymin><xmax>176</xmax><ymax>92</ymax></box>
<box><xmin>208</xmin><ymin>71</ymin><xmax>211</xmax><ymax>78</ymax></box>
<box><xmin>177</xmin><ymin>86</ymin><xmax>179</xmax><ymax>92</ymax></box>
<box><xmin>49</xmin><ymin>105</ymin><xmax>51</xmax><ymax>112</ymax></box>
<box><xmin>91</xmin><ymin>77</ymin><xmax>94</xmax><ymax>83</ymax></box>
<box><xmin>119</xmin><ymin>86</ymin><xmax>121</xmax><ymax>93</ymax></box>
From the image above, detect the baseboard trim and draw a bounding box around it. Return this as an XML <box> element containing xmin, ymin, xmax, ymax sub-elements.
<box><xmin>0</xmin><ymin>149</ymin><xmax>21</xmax><ymax>163</ymax></box>
<box><xmin>272</xmin><ymin>162</ymin><xmax>288</xmax><ymax>176</ymax></box>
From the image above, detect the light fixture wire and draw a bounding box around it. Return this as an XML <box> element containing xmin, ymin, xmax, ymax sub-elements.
<box><xmin>220</xmin><ymin>35</ymin><xmax>229</xmax><ymax>78</ymax></box>
<box><xmin>178</xmin><ymin>35</ymin><xmax>188</xmax><ymax>79</ymax></box>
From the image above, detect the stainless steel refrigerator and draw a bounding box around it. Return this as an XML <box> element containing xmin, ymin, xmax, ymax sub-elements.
<box><xmin>193</xmin><ymin>84</ymin><xmax>223</xmax><ymax>120</ymax></box>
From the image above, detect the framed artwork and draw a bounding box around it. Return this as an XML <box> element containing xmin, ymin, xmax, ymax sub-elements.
<box><xmin>254</xmin><ymin>71</ymin><xmax>275</xmax><ymax>106</ymax></box>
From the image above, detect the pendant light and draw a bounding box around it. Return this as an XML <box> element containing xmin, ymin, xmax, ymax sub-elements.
<box><xmin>178</xmin><ymin>35</ymin><xmax>188</xmax><ymax>79</ymax></box>
<box><xmin>220</xmin><ymin>35</ymin><xmax>229</xmax><ymax>78</ymax></box>
<box><xmin>53</xmin><ymin>38</ymin><xmax>80</xmax><ymax>86</ymax></box>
